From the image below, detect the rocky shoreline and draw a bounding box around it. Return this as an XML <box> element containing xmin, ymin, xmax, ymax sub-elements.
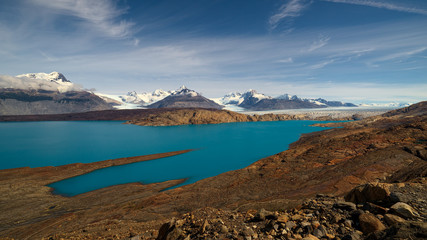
<box><xmin>0</xmin><ymin>108</ymin><xmax>363</xmax><ymax>126</ymax></box>
<box><xmin>127</xmin><ymin>109</ymin><xmax>358</xmax><ymax>126</ymax></box>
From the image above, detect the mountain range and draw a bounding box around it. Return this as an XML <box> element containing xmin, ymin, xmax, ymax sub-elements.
<box><xmin>0</xmin><ymin>72</ymin><xmax>410</xmax><ymax>115</ymax></box>
<box><xmin>103</xmin><ymin>88</ymin><xmax>357</xmax><ymax>111</ymax></box>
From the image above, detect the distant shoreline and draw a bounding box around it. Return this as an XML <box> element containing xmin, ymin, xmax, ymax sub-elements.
<box><xmin>240</xmin><ymin>106</ymin><xmax>394</xmax><ymax>119</ymax></box>
<box><xmin>0</xmin><ymin>107</ymin><xmax>389</xmax><ymax>125</ymax></box>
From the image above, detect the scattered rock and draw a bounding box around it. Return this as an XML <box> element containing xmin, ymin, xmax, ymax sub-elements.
<box><xmin>312</xmin><ymin>228</ymin><xmax>324</xmax><ymax>238</ymax></box>
<box><xmin>342</xmin><ymin>231</ymin><xmax>361</xmax><ymax>240</ymax></box>
<box><xmin>220</xmin><ymin>225</ymin><xmax>228</xmax><ymax>233</ymax></box>
<box><xmin>291</xmin><ymin>214</ymin><xmax>303</xmax><ymax>221</ymax></box>
<box><xmin>286</xmin><ymin>221</ymin><xmax>297</xmax><ymax>230</ymax></box>
<box><xmin>334</xmin><ymin>202</ymin><xmax>357</xmax><ymax>211</ymax></box>
<box><xmin>156</xmin><ymin>220</ymin><xmax>183</xmax><ymax>240</ymax></box>
<box><xmin>384</xmin><ymin>214</ymin><xmax>406</xmax><ymax>225</ymax></box>
<box><xmin>363</xmin><ymin>202</ymin><xmax>388</xmax><ymax>215</ymax></box>
<box><xmin>151</xmin><ymin>180</ymin><xmax>425</xmax><ymax>240</ymax></box>
<box><xmin>302</xmin><ymin>234</ymin><xmax>320</xmax><ymax>240</ymax></box>
<box><xmin>254</xmin><ymin>208</ymin><xmax>277</xmax><ymax>221</ymax></box>
<box><xmin>277</xmin><ymin>214</ymin><xmax>289</xmax><ymax>223</ymax></box>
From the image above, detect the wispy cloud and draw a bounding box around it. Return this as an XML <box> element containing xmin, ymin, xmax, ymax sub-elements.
<box><xmin>367</xmin><ymin>47</ymin><xmax>427</xmax><ymax>68</ymax></box>
<box><xmin>306</xmin><ymin>35</ymin><xmax>330</xmax><ymax>52</ymax></box>
<box><xmin>375</xmin><ymin>47</ymin><xmax>427</xmax><ymax>62</ymax></box>
<box><xmin>310</xmin><ymin>59</ymin><xmax>335</xmax><ymax>69</ymax></box>
<box><xmin>323</xmin><ymin>0</ymin><xmax>427</xmax><ymax>15</ymax></box>
<box><xmin>269</xmin><ymin>0</ymin><xmax>312</xmax><ymax>30</ymax></box>
<box><xmin>277</xmin><ymin>57</ymin><xmax>294</xmax><ymax>63</ymax></box>
<box><xmin>30</xmin><ymin>0</ymin><xmax>135</xmax><ymax>38</ymax></box>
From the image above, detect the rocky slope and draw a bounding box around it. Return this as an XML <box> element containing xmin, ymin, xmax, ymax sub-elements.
<box><xmin>0</xmin><ymin>102</ymin><xmax>425</xmax><ymax>239</ymax></box>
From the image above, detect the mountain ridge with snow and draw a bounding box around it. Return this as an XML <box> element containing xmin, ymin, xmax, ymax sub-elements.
<box><xmin>0</xmin><ymin>72</ymin><xmax>411</xmax><ymax>111</ymax></box>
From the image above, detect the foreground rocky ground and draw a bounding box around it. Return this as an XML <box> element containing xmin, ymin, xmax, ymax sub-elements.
<box><xmin>0</xmin><ymin>102</ymin><xmax>425</xmax><ymax>239</ymax></box>
<box><xmin>154</xmin><ymin>180</ymin><xmax>426</xmax><ymax>240</ymax></box>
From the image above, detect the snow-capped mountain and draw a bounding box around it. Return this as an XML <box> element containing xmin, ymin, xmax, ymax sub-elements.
<box><xmin>0</xmin><ymin>72</ymin><xmax>112</xmax><ymax>115</ymax></box>
<box><xmin>217</xmin><ymin>92</ymin><xmax>244</xmax><ymax>105</ymax></box>
<box><xmin>215</xmin><ymin>90</ymin><xmax>357</xmax><ymax>110</ymax></box>
<box><xmin>147</xmin><ymin>86</ymin><xmax>222</xmax><ymax>109</ymax></box>
<box><xmin>119</xmin><ymin>91</ymin><xmax>145</xmax><ymax>105</ymax></box>
<box><xmin>218</xmin><ymin>90</ymin><xmax>271</xmax><ymax>106</ymax></box>
<box><xmin>16</xmin><ymin>72</ymin><xmax>70</xmax><ymax>83</ymax></box>
<box><xmin>307</xmin><ymin>98</ymin><xmax>357</xmax><ymax>107</ymax></box>
<box><xmin>276</xmin><ymin>94</ymin><xmax>301</xmax><ymax>101</ymax></box>
<box><xmin>0</xmin><ymin>72</ymin><xmax>83</xmax><ymax>93</ymax></box>
<box><xmin>171</xmin><ymin>85</ymin><xmax>199</xmax><ymax>97</ymax></box>
<box><xmin>103</xmin><ymin>85</ymin><xmax>200</xmax><ymax>108</ymax></box>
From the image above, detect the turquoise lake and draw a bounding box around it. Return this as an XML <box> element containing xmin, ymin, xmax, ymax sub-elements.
<box><xmin>0</xmin><ymin>121</ymin><xmax>334</xmax><ymax>196</ymax></box>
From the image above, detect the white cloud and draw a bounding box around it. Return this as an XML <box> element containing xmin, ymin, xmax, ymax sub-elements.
<box><xmin>30</xmin><ymin>0</ymin><xmax>135</xmax><ymax>38</ymax></box>
<box><xmin>269</xmin><ymin>0</ymin><xmax>312</xmax><ymax>30</ymax></box>
<box><xmin>323</xmin><ymin>0</ymin><xmax>427</xmax><ymax>15</ymax></box>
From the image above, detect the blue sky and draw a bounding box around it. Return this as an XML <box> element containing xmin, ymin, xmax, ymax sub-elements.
<box><xmin>0</xmin><ymin>0</ymin><xmax>426</xmax><ymax>103</ymax></box>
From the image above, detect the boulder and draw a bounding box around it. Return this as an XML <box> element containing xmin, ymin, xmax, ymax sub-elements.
<box><xmin>358</xmin><ymin>213</ymin><xmax>386</xmax><ymax>234</ymax></box>
<box><xmin>390</xmin><ymin>202</ymin><xmax>418</xmax><ymax>219</ymax></box>
<box><xmin>345</xmin><ymin>183</ymin><xmax>391</xmax><ymax>204</ymax></box>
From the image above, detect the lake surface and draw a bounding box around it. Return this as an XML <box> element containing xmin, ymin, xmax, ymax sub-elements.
<box><xmin>0</xmin><ymin>121</ymin><xmax>334</xmax><ymax>196</ymax></box>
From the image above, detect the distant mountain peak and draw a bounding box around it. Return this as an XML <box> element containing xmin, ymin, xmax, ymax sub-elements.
<box><xmin>277</xmin><ymin>94</ymin><xmax>290</xmax><ymax>100</ymax></box>
<box><xmin>7</xmin><ymin>71</ymin><xmax>82</xmax><ymax>93</ymax></box>
<box><xmin>172</xmin><ymin>86</ymin><xmax>198</xmax><ymax>97</ymax></box>
<box><xmin>17</xmin><ymin>72</ymin><xmax>70</xmax><ymax>83</ymax></box>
